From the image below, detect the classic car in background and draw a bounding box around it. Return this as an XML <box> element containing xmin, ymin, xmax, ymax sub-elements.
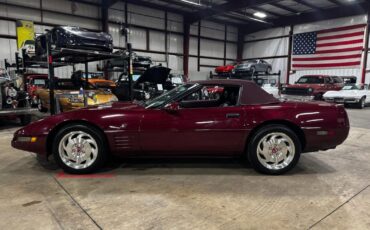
<box><xmin>36</xmin><ymin>78</ymin><xmax>117</xmax><ymax>112</ymax></box>
<box><xmin>233</xmin><ymin>59</ymin><xmax>272</xmax><ymax>77</ymax></box>
<box><xmin>25</xmin><ymin>74</ymin><xmax>50</xmax><ymax>107</ymax></box>
<box><xmin>19</xmin><ymin>40</ymin><xmax>36</xmax><ymax>60</ymax></box>
<box><xmin>323</xmin><ymin>84</ymin><xmax>370</xmax><ymax>108</ymax></box>
<box><xmin>71</xmin><ymin>70</ymin><xmax>116</xmax><ymax>90</ymax></box>
<box><xmin>12</xmin><ymin>80</ymin><xmax>349</xmax><ymax>175</ymax></box>
<box><xmin>36</xmin><ymin>26</ymin><xmax>113</xmax><ymax>56</ymax></box>
<box><xmin>215</xmin><ymin>64</ymin><xmax>235</xmax><ymax>77</ymax></box>
<box><xmin>114</xmin><ymin>66</ymin><xmax>175</xmax><ymax>101</ymax></box>
<box><xmin>282</xmin><ymin>75</ymin><xmax>344</xmax><ymax>100</ymax></box>
<box><xmin>1</xmin><ymin>69</ymin><xmax>29</xmax><ymax>109</ymax></box>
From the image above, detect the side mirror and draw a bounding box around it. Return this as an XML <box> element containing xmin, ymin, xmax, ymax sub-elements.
<box><xmin>163</xmin><ymin>101</ymin><xmax>179</xmax><ymax>113</ymax></box>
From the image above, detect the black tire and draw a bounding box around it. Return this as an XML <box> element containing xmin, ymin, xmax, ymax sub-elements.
<box><xmin>266</xmin><ymin>67</ymin><xmax>272</xmax><ymax>74</ymax></box>
<box><xmin>19</xmin><ymin>115</ymin><xmax>32</xmax><ymax>126</ymax></box>
<box><xmin>358</xmin><ymin>97</ymin><xmax>365</xmax><ymax>109</ymax></box>
<box><xmin>52</xmin><ymin>124</ymin><xmax>107</xmax><ymax>174</ymax></box>
<box><xmin>314</xmin><ymin>93</ymin><xmax>323</xmax><ymax>100</ymax></box>
<box><xmin>247</xmin><ymin>125</ymin><xmax>301</xmax><ymax>175</ymax></box>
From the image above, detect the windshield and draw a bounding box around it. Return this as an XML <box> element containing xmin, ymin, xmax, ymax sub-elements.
<box><xmin>342</xmin><ymin>84</ymin><xmax>361</xmax><ymax>90</ymax></box>
<box><xmin>145</xmin><ymin>84</ymin><xmax>199</xmax><ymax>108</ymax></box>
<box><xmin>297</xmin><ymin>76</ymin><xmax>324</xmax><ymax>84</ymax></box>
<box><xmin>24</xmin><ymin>40</ymin><xmax>35</xmax><ymax>45</ymax></box>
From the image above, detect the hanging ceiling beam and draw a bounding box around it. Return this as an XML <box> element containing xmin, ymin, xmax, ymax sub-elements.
<box><xmin>186</xmin><ymin>0</ymin><xmax>279</xmax><ymax>24</ymax></box>
<box><xmin>268</xmin><ymin>2</ymin><xmax>299</xmax><ymax>14</ymax></box>
<box><xmin>246</xmin><ymin>2</ymin><xmax>369</xmax><ymax>33</ymax></box>
<box><xmin>293</xmin><ymin>0</ymin><xmax>320</xmax><ymax>10</ymax></box>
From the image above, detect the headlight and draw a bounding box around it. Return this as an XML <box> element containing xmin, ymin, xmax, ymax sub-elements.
<box><xmin>308</xmin><ymin>88</ymin><xmax>313</xmax><ymax>92</ymax></box>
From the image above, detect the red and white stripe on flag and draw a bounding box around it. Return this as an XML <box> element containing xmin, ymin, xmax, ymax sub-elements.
<box><xmin>292</xmin><ymin>24</ymin><xmax>366</xmax><ymax>70</ymax></box>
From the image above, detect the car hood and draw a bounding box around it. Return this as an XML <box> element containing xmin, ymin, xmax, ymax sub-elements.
<box><xmin>324</xmin><ymin>90</ymin><xmax>365</xmax><ymax>97</ymax></box>
<box><xmin>136</xmin><ymin>66</ymin><xmax>171</xmax><ymax>84</ymax></box>
<box><xmin>63</xmin><ymin>27</ymin><xmax>112</xmax><ymax>41</ymax></box>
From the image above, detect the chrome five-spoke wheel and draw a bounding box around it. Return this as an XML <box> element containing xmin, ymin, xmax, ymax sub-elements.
<box><xmin>248</xmin><ymin>125</ymin><xmax>301</xmax><ymax>175</ymax></box>
<box><xmin>58</xmin><ymin>131</ymin><xmax>98</xmax><ymax>170</ymax></box>
<box><xmin>53</xmin><ymin>124</ymin><xmax>107</xmax><ymax>174</ymax></box>
<box><xmin>256</xmin><ymin>132</ymin><xmax>295</xmax><ymax>170</ymax></box>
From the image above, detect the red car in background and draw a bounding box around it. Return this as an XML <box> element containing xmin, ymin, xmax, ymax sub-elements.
<box><xmin>12</xmin><ymin>80</ymin><xmax>349</xmax><ymax>175</ymax></box>
<box><xmin>281</xmin><ymin>75</ymin><xmax>344</xmax><ymax>100</ymax></box>
<box><xmin>25</xmin><ymin>74</ymin><xmax>50</xmax><ymax>107</ymax></box>
<box><xmin>215</xmin><ymin>64</ymin><xmax>235</xmax><ymax>77</ymax></box>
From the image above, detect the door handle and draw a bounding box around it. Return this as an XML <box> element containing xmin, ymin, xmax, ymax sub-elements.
<box><xmin>226</xmin><ymin>113</ymin><xmax>240</xmax><ymax>118</ymax></box>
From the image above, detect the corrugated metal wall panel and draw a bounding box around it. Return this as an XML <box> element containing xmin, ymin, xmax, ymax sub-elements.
<box><xmin>42</xmin><ymin>11</ymin><xmax>100</xmax><ymax>30</ymax></box>
<box><xmin>243</xmin><ymin>37</ymin><xmax>288</xmax><ymax>59</ymax></box>
<box><xmin>0</xmin><ymin>38</ymin><xmax>17</xmax><ymax>63</ymax></box>
<box><xmin>149</xmin><ymin>31</ymin><xmax>165</xmax><ymax>52</ymax></box>
<box><xmin>0</xmin><ymin>20</ymin><xmax>16</xmax><ymax>35</ymax></box>
<box><xmin>200</xmin><ymin>20</ymin><xmax>224</xmax><ymax>39</ymax></box>
<box><xmin>127</xmin><ymin>4</ymin><xmax>164</xmax><ymax>30</ymax></box>
<box><xmin>168</xmin><ymin>34</ymin><xmax>183</xmax><ymax>53</ymax></box>
<box><xmin>127</xmin><ymin>27</ymin><xmax>146</xmax><ymax>50</ymax></box>
<box><xmin>200</xmin><ymin>39</ymin><xmax>224</xmax><ymax>58</ymax></box>
<box><xmin>42</xmin><ymin>0</ymin><xmax>100</xmax><ymax>18</ymax></box>
<box><xmin>0</xmin><ymin>4</ymin><xmax>41</xmax><ymax>21</ymax></box>
<box><xmin>226</xmin><ymin>42</ymin><xmax>237</xmax><ymax>59</ymax></box>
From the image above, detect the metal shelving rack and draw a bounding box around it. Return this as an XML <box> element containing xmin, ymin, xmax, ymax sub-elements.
<box><xmin>40</xmin><ymin>32</ymin><xmax>133</xmax><ymax>115</ymax></box>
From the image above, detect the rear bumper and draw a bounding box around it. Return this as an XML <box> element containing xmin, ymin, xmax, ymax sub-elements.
<box><xmin>303</xmin><ymin>126</ymin><xmax>349</xmax><ymax>152</ymax></box>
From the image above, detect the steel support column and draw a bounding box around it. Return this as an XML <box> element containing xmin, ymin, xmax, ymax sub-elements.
<box><xmin>362</xmin><ymin>10</ymin><xmax>370</xmax><ymax>84</ymax></box>
<box><xmin>183</xmin><ymin>22</ymin><xmax>190</xmax><ymax>80</ymax></box>
<box><xmin>236</xmin><ymin>27</ymin><xmax>244</xmax><ymax>63</ymax></box>
<box><xmin>197</xmin><ymin>21</ymin><xmax>201</xmax><ymax>72</ymax></box>
<box><xmin>286</xmin><ymin>25</ymin><xmax>293</xmax><ymax>84</ymax></box>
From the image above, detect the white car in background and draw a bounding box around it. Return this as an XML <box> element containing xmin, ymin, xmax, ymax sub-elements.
<box><xmin>323</xmin><ymin>84</ymin><xmax>370</xmax><ymax>109</ymax></box>
<box><xmin>261</xmin><ymin>84</ymin><xmax>279</xmax><ymax>98</ymax></box>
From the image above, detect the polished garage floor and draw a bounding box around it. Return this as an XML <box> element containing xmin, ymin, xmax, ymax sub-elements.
<box><xmin>1</xmin><ymin>108</ymin><xmax>370</xmax><ymax>230</ymax></box>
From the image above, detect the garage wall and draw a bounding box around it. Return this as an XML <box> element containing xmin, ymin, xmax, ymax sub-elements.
<box><xmin>243</xmin><ymin>15</ymin><xmax>369</xmax><ymax>84</ymax></box>
<box><xmin>0</xmin><ymin>0</ymin><xmax>237</xmax><ymax>81</ymax></box>
<box><xmin>189</xmin><ymin>20</ymin><xmax>238</xmax><ymax>80</ymax></box>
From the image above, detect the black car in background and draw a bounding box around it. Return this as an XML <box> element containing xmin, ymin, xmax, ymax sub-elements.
<box><xmin>36</xmin><ymin>26</ymin><xmax>113</xmax><ymax>56</ymax></box>
<box><xmin>107</xmin><ymin>51</ymin><xmax>152</xmax><ymax>69</ymax></box>
<box><xmin>114</xmin><ymin>66</ymin><xmax>174</xmax><ymax>101</ymax></box>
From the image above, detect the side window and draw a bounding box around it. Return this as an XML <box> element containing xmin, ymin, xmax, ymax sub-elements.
<box><xmin>332</xmin><ymin>76</ymin><xmax>343</xmax><ymax>83</ymax></box>
<box><xmin>180</xmin><ymin>85</ymin><xmax>240</xmax><ymax>108</ymax></box>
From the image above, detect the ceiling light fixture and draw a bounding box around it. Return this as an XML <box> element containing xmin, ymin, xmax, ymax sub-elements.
<box><xmin>253</xmin><ymin>11</ymin><xmax>267</xmax><ymax>18</ymax></box>
<box><xmin>180</xmin><ymin>0</ymin><xmax>201</xmax><ymax>6</ymax></box>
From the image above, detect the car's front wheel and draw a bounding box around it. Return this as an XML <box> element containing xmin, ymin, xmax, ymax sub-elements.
<box><xmin>247</xmin><ymin>125</ymin><xmax>301</xmax><ymax>175</ymax></box>
<box><xmin>52</xmin><ymin>124</ymin><xmax>107</xmax><ymax>174</ymax></box>
<box><xmin>358</xmin><ymin>97</ymin><xmax>366</xmax><ymax>109</ymax></box>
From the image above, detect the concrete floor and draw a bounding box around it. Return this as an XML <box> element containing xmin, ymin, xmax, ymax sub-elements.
<box><xmin>1</xmin><ymin>108</ymin><xmax>370</xmax><ymax>230</ymax></box>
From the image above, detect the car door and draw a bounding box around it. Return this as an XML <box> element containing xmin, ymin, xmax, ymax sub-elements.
<box><xmin>139</xmin><ymin>85</ymin><xmax>247</xmax><ymax>155</ymax></box>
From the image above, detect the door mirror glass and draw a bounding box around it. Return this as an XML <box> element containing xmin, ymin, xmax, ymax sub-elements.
<box><xmin>163</xmin><ymin>101</ymin><xmax>179</xmax><ymax>113</ymax></box>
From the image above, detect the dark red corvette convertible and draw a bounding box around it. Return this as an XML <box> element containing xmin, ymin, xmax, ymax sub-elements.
<box><xmin>12</xmin><ymin>80</ymin><xmax>349</xmax><ymax>175</ymax></box>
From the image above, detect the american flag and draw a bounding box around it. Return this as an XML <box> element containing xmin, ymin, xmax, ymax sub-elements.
<box><xmin>292</xmin><ymin>24</ymin><xmax>366</xmax><ymax>69</ymax></box>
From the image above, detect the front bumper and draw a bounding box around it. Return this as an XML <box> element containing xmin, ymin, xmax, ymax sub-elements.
<box><xmin>324</xmin><ymin>97</ymin><xmax>361</xmax><ymax>104</ymax></box>
<box><xmin>11</xmin><ymin>135</ymin><xmax>48</xmax><ymax>156</ymax></box>
<box><xmin>281</xmin><ymin>94</ymin><xmax>315</xmax><ymax>101</ymax></box>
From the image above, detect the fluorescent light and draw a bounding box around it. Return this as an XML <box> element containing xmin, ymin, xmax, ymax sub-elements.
<box><xmin>253</xmin><ymin>12</ymin><xmax>267</xmax><ymax>18</ymax></box>
<box><xmin>180</xmin><ymin>0</ymin><xmax>201</xmax><ymax>6</ymax></box>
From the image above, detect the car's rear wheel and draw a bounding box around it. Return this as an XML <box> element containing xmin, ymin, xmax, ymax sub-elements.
<box><xmin>358</xmin><ymin>97</ymin><xmax>365</xmax><ymax>109</ymax></box>
<box><xmin>52</xmin><ymin>124</ymin><xmax>107</xmax><ymax>174</ymax></box>
<box><xmin>247</xmin><ymin>125</ymin><xmax>301</xmax><ymax>175</ymax></box>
